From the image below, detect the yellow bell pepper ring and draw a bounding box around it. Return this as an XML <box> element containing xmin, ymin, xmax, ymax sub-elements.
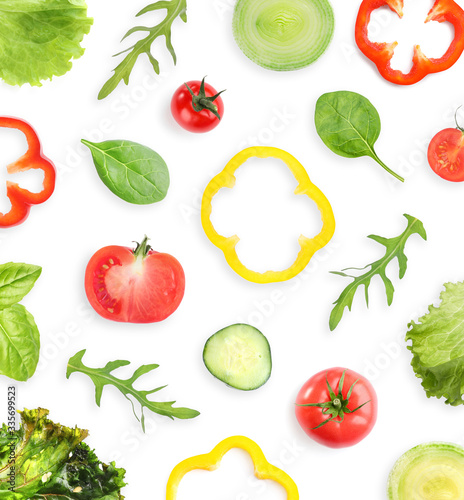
<box><xmin>166</xmin><ymin>435</ymin><xmax>299</xmax><ymax>500</ymax></box>
<box><xmin>201</xmin><ymin>146</ymin><xmax>335</xmax><ymax>284</ymax></box>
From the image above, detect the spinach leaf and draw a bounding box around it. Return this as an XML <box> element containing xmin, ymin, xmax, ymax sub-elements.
<box><xmin>0</xmin><ymin>263</ymin><xmax>41</xmax><ymax>309</ymax></box>
<box><xmin>330</xmin><ymin>214</ymin><xmax>426</xmax><ymax>330</ymax></box>
<box><xmin>315</xmin><ymin>90</ymin><xmax>404</xmax><ymax>182</ymax></box>
<box><xmin>0</xmin><ymin>304</ymin><xmax>40</xmax><ymax>381</ymax></box>
<box><xmin>66</xmin><ymin>349</ymin><xmax>200</xmax><ymax>432</ymax></box>
<box><xmin>82</xmin><ymin>139</ymin><xmax>170</xmax><ymax>205</ymax></box>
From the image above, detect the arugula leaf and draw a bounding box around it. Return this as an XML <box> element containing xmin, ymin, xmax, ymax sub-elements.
<box><xmin>315</xmin><ymin>90</ymin><xmax>404</xmax><ymax>182</ymax></box>
<box><xmin>329</xmin><ymin>214</ymin><xmax>426</xmax><ymax>330</ymax></box>
<box><xmin>81</xmin><ymin>139</ymin><xmax>170</xmax><ymax>205</ymax></box>
<box><xmin>0</xmin><ymin>263</ymin><xmax>41</xmax><ymax>309</ymax></box>
<box><xmin>406</xmin><ymin>282</ymin><xmax>464</xmax><ymax>406</ymax></box>
<box><xmin>66</xmin><ymin>350</ymin><xmax>200</xmax><ymax>432</ymax></box>
<box><xmin>0</xmin><ymin>408</ymin><xmax>126</xmax><ymax>499</ymax></box>
<box><xmin>98</xmin><ymin>0</ymin><xmax>187</xmax><ymax>100</ymax></box>
<box><xmin>0</xmin><ymin>304</ymin><xmax>40</xmax><ymax>381</ymax></box>
<box><xmin>0</xmin><ymin>0</ymin><xmax>93</xmax><ymax>87</ymax></box>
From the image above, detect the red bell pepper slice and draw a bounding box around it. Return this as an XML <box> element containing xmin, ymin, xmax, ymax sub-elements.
<box><xmin>355</xmin><ymin>0</ymin><xmax>464</xmax><ymax>85</ymax></box>
<box><xmin>0</xmin><ymin>117</ymin><xmax>55</xmax><ymax>227</ymax></box>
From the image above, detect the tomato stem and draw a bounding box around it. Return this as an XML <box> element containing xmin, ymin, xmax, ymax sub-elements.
<box><xmin>133</xmin><ymin>235</ymin><xmax>152</xmax><ymax>259</ymax></box>
<box><xmin>184</xmin><ymin>76</ymin><xmax>226</xmax><ymax>121</ymax></box>
<box><xmin>455</xmin><ymin>106</ymin><xmax>464</xmax><ymax>132</ymax></box>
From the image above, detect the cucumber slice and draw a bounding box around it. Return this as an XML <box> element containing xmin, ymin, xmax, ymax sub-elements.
<box><xmin>203</xmin><ymin>324</ymin><xmax>272</xmax><ymax>391</ymax></box>
<box><xmin>388</xmin><ymin>442</ymin><xmax>464</xmax><ymax>499</ymax></box>
<box><xmin>232</xmin><ymin>0</ymin><xmax>335</xmax><ymax>71</ymax></box>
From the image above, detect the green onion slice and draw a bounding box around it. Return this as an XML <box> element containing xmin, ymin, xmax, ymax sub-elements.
<box><xmin>232</xmin><ymin>0</ymin><xmax>335</xmax><ymax>71</ymax></box>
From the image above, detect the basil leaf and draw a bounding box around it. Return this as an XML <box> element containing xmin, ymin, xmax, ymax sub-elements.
<box><xmin>81</xmin><ymin>139</ymin><xmax>170</xmax><ymax>205</ymax></box>
<box><xmin>0</xmin><ymin>262</ymin><xmax>41</xmax><ymax>309</ymax></box>
<box><xmin>0</xmin><ymin>304</ymin><xmax>40</xmax><ymax>381</ymax></box>
<box><xmin>315</xmin><ymin>90</ymin><xmax>404</xmax><ymax>182</ymax></box>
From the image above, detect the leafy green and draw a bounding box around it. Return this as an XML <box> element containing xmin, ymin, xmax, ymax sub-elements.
<box><xmin>0</xmin><ymin>304</ymin><xmax>40</xmax><ymax>381</ymax></box>
<box><xmin>99</xmin><ymin>0</ymin><xmax>187</xmax><ymax>100</ymax></box>
<box><xmin>0</xmin><ymin>408</ymin><xmax>126</xmax><ymax>499</ymax></box>
<box><xmin>0</xmin><ymin>263</ymin><xmax>41</xmax><ymax>309</ymax></box>
<box><xmin>315</xmin><ymin>90</ymin><xmax>404</xmax><ymax>182</ymax></box>
<box><xmin>66</xmin><ymin>350</ymin><xmax>200</xmax><ymax>432</ymax></box>
<box><xmin>406</xmin><ymin>282</ymin><xmax>464</xmax><ymax>406</ymax></box>
<box><xmin>81</xmin><ymin>139</ymin><xmax>170</xmax><ymax>205</ymax></box>
<box><xmin>0</xmin><ymin>0</ymin><xmax>93</xmax><ymax>87</ymax></box>
<box><xmin>330</xmin><ymin>214</ymin><xmax>426</xmax><ymax>330</ymax></box>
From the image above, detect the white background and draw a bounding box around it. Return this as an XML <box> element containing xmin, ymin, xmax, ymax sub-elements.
<box><xmin>2</xmin><ymin>0</ymin><xmax>464</xmax><ymax>498</ymax></box>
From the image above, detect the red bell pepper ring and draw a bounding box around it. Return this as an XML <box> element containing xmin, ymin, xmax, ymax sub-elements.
<box><xmin>355</xmin><ymin>0</ymin><xmax>464</xmax><ymax>85</ymax></box>
<box><xmin>0</xmin><ymin>117</ymin><xmax>55</xmax><ymax>227</ymax></box>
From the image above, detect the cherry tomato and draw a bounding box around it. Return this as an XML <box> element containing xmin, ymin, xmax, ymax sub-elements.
<box><xmin>171</xmin><ymin>77</ymin><xmax>224</xmax><ymax>133</ymax></box>
<box><xmin>85</xmin><ymin>236</ymin><xmax>185</xmax><ymax>323</ymax></box>
<box><xmin>295</xmin><ymin>367</ymin><xmax>377</xmax><ymax>448</ymax></box>
<box><xmin>428</xmin><ymin>127</ymin><xmax>464</xmax><ymax>182</ymax></box>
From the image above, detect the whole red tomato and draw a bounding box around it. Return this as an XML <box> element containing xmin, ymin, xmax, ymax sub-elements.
<box><xmin>171</xmin><ymin>76</ymin><xmax>224</xmax><ymax>133</ymax></box>
<box><xmin>295</xmin><ymin>367</ymin><xmax>377</xmax><ymax>448</ymax></box>
<box><xmin>85</xmin><ymin>236</ymin><xmax>185</xmax><ymax>323</ymax></box>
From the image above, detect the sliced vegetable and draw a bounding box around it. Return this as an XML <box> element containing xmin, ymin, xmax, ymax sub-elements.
<box><xmin>201</xmin><ymin>146</ymin><xmax>335</xmax><ymax>283</ymax></box>
<box><xmin>0</xmin><ymin>117</ymin><xmax>55</xmax><ymax>227</ymax></box>
<box><xmin>0</xmin><ymin>0</ymin><xmax>92</xmax><ymax>87</ymax></box>
<box><xmin>232</xmin><ymin>0</ymin><xmax>334</xmax><ymax>71</ymax></box>
<box><xmin>166</xmin><ymin>436</ymin><xmax>299</xmax><ymax>500</ymax></box>
<box><xmin>407</xmin><ymin>281</ymin><xmax>464</xmax><ymax>406</ymax></box>
<box><xmin>81</xmin><ymin>139</ymin><xmax>169</xmax><ymax>205</ymax></box>
<box><xmin>330</xmin><ymin>214</ymin><xmax>426</xmax><ymax>330</ymax></box>
<box><xmin>388</xmin><ymin>442</ymin><xmax>464</xmax><ymax>499</ymax></box>
<box><xmin>315</xmin><ymin>91</ymin><xmax>404</xmax><ymax>182</ymax></box>
<box><xmin>171</xmin><ymin>77</ymin><xmax>225</xmax><ymax>133</ymax></box>
<box><xmin>66</xmin><ymin>349</ymin><xmax>200</xmax><ymax>432</ymax></box>
<box><xmin>99</xmin><ymin>0</ymin><xmax>187</xmax><ymax>100</ymax></box>
<box><xmin>0</xmin><ymin>408</ymin><xmax>126</xmax><ymax>499</ymax></box>
<box><xmin>84</xmin><ymin>236</ymin><xmax>184</xmax><ymax>323</ymax></box>
<box><xmin>428</xmin><ymin>108</ymin><xmax>464</xmax><ymax>182</ymax></box>
<box><xmin>355</xmin><ymin>0</ymin><xmax>464</xmax><ymax>85</ymax></box>
<box><xmin>295</xmin><ymin>368</ymin><xmax>377</xmax><ymax>448</ymax></box>
<box><xmin>203</xmin><ymin>324</ymin><xmax>272</xmax><ymax>390</ymax></box>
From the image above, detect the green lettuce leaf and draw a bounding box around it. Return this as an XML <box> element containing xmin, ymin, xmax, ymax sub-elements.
<box><xmin>0</xmin><ymin>408</ymin><xmax>126</xmax><ymax>499</ymax></box>
<box><xmin>407</xmin><ymin>282</ymin><xmax>464</xmax><ymax>406</ymax></box>
<box><xmin>0</xmin><ymin>0</ymin><xmax>93</xmax><ymax>86</ymax></box>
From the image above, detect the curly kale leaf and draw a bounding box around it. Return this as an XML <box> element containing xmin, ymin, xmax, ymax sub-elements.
<box><xmin>0</xmin><ymin>408</ymin><xmax>125</xmax><ymax>499</ymax></box>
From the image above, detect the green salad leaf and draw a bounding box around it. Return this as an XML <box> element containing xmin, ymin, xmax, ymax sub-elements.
<box><xmin>67</xmin><ymin>350</ymin><xmax>200</xmax><ymax>432</ymax></box>
<box><xmin>0</xmin><ymin>304</ymin><xmax>40</xmax><ymax>381</ymax></box>
<box><xmin>99</xmin><ymin>0</ymin><xmax>187</xmax><ymax>100</ymax></box>
<box><xmin>0</xmin><ymin>263</ymin><xmax>41</xmax><ymax>309</ymax></box>
<box><xmin>315</xmin><ymin>90</ymin><xmax>404</xmax><ymax>182</ymax></box>
<box><xmin>0</xmin><ymin>408</ymin><xmax>126</xmax><ymax>499</ymax></box>
<box><xmin>330</xmin><ymin>214</ymin><xmax>426</xmax><ymax>330</ymax></box>
<box><xmin>81</xmin><ymin>139</ymin><xmax>170</xmax><ymax>205</ymax></box>
<box><xmin>407</xmin><ymin>282</ymin><xmax>464</xmax><ymax>406</ymax></box>
<box><xmin>0</xmin><ymin>0</ymin><xmax>93</xmax><ymax>87</ymax></box>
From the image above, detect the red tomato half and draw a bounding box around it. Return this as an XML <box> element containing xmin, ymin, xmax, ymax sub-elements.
<box><xmin>295</xmin><ymin>367</ymin><xmax>377</xmax><ymax>448</ymax></box>
<box><xmin>85</xmin><ymin>237</ymin><xmax>185</xmax><ymax>323</ymax></box>
<box><xmin>171</xmin><ymin>78</ymin><xmax>224</xmax><ymax>133</ymax></box>
<box><xmin>428</xmin><ymin>128</ymin><xmax>464</xmax><ymax>182</ymax></box>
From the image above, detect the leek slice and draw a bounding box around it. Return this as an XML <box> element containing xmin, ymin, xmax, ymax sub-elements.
<box><xmin>388</xmin><ymin>442</ymin><xmax>464</xmax><ymax>500</ymax></box>
<box><xmin>232</xmin><ymin>0</ymin><xmax>334</xmax><ymax>71</ymax></box>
